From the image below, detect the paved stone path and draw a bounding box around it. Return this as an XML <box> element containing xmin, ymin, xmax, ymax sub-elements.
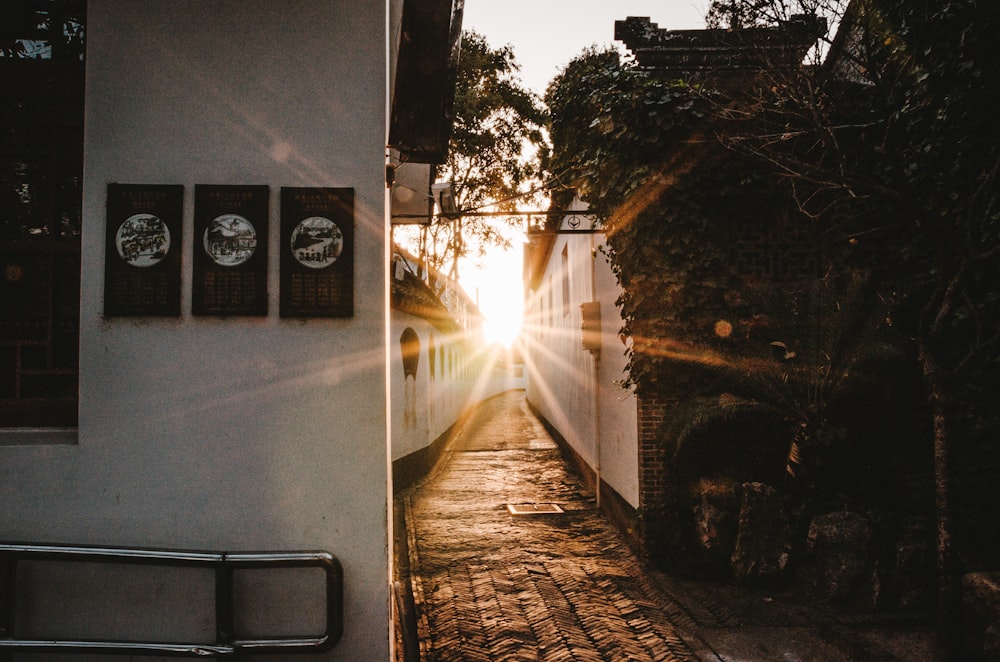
<box><xmin>399</xmin><ymin>391</ymin><xmax>929</xmax><ymax>662</ymax></box>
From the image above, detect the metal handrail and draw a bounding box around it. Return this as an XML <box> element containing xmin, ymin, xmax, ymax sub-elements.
<box><xmin>0</xmin><ymin>543</ymin><xmax>343</xmax><ymax>657</ymax></box>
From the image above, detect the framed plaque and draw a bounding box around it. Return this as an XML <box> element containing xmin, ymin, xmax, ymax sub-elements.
<box><xmin>279</xmin><ymin>187</ymin><xmax>354</xmax><ymax>317</ymax></box>
<box><xmin>104</xmin><ymin>183</ymin><xmax>183</xmax><ymax>317</ymax></box>
<box><xmin>193</xmin><ymin>185</ymin><xmax>269</xmax><ymax>317</ymax></box>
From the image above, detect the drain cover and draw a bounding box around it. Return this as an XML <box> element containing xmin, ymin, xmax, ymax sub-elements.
<box><xmin>507</xmin><ymin>503</ymin><xmax>564</xmax><ymax>515</ymax></box>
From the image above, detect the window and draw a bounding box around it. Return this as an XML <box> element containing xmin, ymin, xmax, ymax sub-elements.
<box><xmin>547</xmin><ymin>277</ymin><xmax>553</xmax><ymax>332</ymax></box>
<box><xmin>428</xmin><ymin>334</ymin><xmax>435</xmax><ymax>380</ymax></box>
<box><xmin>561</xmin><ymin>244</ymin><xmax>570</xmax><ymax>317</ymax></box>
<box><xmin>1</xmin><ymin>1</ymin><xmax>85</xmax><ymax>427</ymax></box>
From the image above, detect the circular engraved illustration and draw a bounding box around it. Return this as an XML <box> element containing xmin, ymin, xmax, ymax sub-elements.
<box><xmin>116</xmin><ymin>213</ymin><xmax>171</xmax><ymax>267</ymax></box>
<box><xmin>290</xmin><ymin>216</ymin><xmax>343</xmax><ymax>269</ymax></box>
<box><xmin>203</xmin><ymin>214</ymin><xmax>257</xmax><ymax>267</ymax></box>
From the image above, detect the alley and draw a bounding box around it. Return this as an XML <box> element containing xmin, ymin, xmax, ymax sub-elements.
<box><xmin>396</xmin><ymin>390</ymin><xmax>923</xmax><ymax>662</ymax></box>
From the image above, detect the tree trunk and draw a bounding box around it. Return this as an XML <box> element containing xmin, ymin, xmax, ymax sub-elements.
<box><xmin>918</xmin><ymin>342</ymin><xmax>962</xmax><ymax>658</ymax></box>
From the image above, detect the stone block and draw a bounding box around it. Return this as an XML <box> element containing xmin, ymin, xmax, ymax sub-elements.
<box><xmin>806</xmin><ymin>510</ymin><xmax>873</xmax><ymax>602</ymax></box>
<box><xmin>730</xmin><ymin>482</ymin><xmax>792</xmax><ymax>585</ymax></box>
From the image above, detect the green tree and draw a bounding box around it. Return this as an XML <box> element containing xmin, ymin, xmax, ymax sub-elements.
<box><xmin>706</xmin><ymin>1</ymin><xmax>1000</xmax><ymax>649</ymax></box>
<box><xmin>547</xmin><ymin>43</ymin><xmax>912</xmax><ymax>498</ymax></box>
<box><xmin>705</xmin><ymin>0</ymin><xmax>844</xmax><ymax>32</ymax></box>
<box><xmin>413</xmin><ymin>30</ymin><xmax>547</xmax><ymax>281</ymax></box>
<box><xmin>864</xmin><ymin>2</ymin><xmax>999</xmax><ymax>649</ymax></box>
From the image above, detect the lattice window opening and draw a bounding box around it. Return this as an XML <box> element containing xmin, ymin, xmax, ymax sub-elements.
<box><xmin>1</xmin><ymin>0</ymin><xmax>85</xmax><ymax>428</ymax></box>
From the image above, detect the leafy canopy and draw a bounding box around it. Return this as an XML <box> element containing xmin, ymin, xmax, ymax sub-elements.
<box><xmin>406</xmin><ymin>30</ymin><xmax>547</xmax><ymax>280</ymax></box>
<box><xmin>547</xmin><ymin>0</ymin><xmax>1000</xmax><ymax>575</ymax></box>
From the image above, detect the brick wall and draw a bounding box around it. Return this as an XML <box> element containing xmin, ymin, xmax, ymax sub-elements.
<box><xmin>637</xmin><ymin>395</ymin><xmax>668</xmax><ymax>510</ymax></box>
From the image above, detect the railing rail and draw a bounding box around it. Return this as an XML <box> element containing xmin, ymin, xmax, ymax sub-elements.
<box><xmin>0</xmin><ymin>543</ymin><xmax>343</xmax><ymax>657</ymax></box>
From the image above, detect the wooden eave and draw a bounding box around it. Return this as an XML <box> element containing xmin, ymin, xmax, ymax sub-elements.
<box><xmin>388</xmin><ymin>0</ymin><xmax>464</xmax><ymax>164</ymax></box>
<box><xmin>391</xmin><ymin>272</ymin><xmax>461</xmax><ymax>333</ymax></box>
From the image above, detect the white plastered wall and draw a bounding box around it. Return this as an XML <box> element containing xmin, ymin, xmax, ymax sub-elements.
<box><xmin>0</xmin><ymin>1</ymin><xmax>391</xmax><ymax>659</ymax></box>
<box><xmin>390</xmin><ymin>309</ymin><xmax>515</xmax><ymax>463</ymax></box>
<box><xmin>523</xmin><ymin>197</ymin><xmax>639</xmax><ymax>507</ymax></box>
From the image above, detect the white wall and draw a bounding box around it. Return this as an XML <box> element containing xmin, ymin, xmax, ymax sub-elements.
<box><xmin>524</xmin><ymin>197</ymin><xmax>639</xmax><ymax>507</ymax></box>
<box><xmin>0</xmin><ymin>2</ymin><xmax>390</xmax><ymax>659</ymax></box>
<box><xmin>390</xmin><ymin>310</ymin><xmax>515</xmax><ymax>463</ymax></box>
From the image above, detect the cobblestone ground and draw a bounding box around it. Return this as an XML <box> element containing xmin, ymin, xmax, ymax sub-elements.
<box><xmin>403</xmin><ymin>394</ymin><xmax>701</xmax><ymax>662</ymax></box>
<box><xmin>398</xmin><ymin>392</ymin><xmax>897</xmax><ymax>662</ymax></box>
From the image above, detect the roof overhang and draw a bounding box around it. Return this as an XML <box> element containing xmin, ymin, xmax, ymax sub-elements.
<box><xmin>388</xmin><ymin>0</ymin><xmax>464</xmax><ymax>164</ymax></box>
<box><xmin>615</xmin><ymin>15</ymin><xmax>825</xmax><ymax>74</ymax></box>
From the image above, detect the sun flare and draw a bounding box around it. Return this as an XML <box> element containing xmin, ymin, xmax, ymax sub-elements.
<box><xmin>464</xmin><ymin>245</ymin><xmax>524</xmax><ymax>347</ymax></box>
<box><xmin>482</xmin><ymin>298</ymin><xmax>523</xmax><ymax>346</ymax></box>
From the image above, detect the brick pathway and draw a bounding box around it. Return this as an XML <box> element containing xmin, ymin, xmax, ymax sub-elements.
<box><xmin>402</xmin><ymin>393</ymin><xmax>701</xmax><ymax>662</ymax></box>
<box><xmin>398</xmin><ymin>391</ymin><xmax>930</xmax><ymax>662</ymax></box>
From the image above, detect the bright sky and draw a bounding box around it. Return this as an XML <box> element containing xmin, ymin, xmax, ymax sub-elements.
<box><xmin>457</xmin><ymin>1</ymin><xmax>708</xmax><ymax>345</ymax></box>
<box><xmin>463</xmin><ymin>0</ymin><xmax>709</xmax><ymax>96</ymax></box>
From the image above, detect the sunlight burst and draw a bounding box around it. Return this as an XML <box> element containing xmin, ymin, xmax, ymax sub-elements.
<box><xmin>463</xmin><ymin>244</ymin><xmax>524</xmax><ymax>347</ymax></box>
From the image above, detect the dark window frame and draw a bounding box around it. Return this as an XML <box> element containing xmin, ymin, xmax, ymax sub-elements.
<box><xmin>1</xmin><ymin>0</ymin><xmax>85</xmax><ymax>428</ymax></box>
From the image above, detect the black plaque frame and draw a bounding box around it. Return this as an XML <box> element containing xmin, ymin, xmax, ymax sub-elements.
<box><xmin>193</xmin><ymin>185</ymin><xmax>269</xmax><ymax>317</ymax></box>
<box><xmin>279</xmin><ymin>187</ymin><xmax>354</xmax><ymax>318</ymax></box>
<box><xmin>104</xmin><ymin>183</ymin><xmax>184</xmax><ymax>317</ymax></box>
